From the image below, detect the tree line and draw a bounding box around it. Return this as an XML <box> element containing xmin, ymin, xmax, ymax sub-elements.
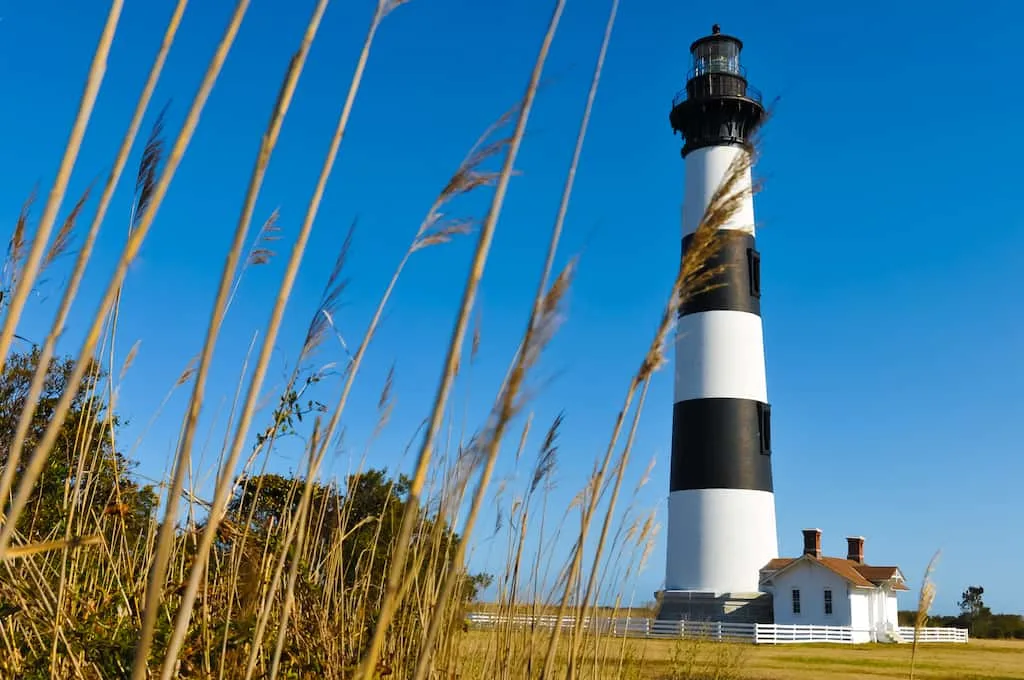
<box><xmin>899</xmin><ymin>585</ymin><xmax>1024</xmax><ymax>639</ymax></box>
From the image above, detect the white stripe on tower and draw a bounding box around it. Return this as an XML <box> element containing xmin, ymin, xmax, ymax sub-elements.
<box><xmin>681</xmin><ymin>145</ymin><xmax>756</xmax><ymax>238</ymax></box>
<box><xmin>664</xmin><ymin>24</ymin><xmax>778</xmax><ymax>598</ymax></box>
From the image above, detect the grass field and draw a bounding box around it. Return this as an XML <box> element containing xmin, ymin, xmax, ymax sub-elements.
<box><xmin>691</xmin><ymin>639</ymin><xmax>1024</xmax><ymax>680</ymax></box>
<box><xmin>460</xmin><ymin>632</ymin><xmax>1024</xmax><ymax>680</ymax></box>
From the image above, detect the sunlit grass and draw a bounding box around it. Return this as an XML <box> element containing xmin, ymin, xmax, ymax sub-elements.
<box><xmin>0</xmin><ymin>2</ymin><xmax>975</xmax><ymax>679</ymax></box>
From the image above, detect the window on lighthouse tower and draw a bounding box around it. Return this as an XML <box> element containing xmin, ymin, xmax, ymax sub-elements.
<box><xmin>758</xmin><ymin>403</ymin><xmax>772</xmax><ymax>455</ymax></box>
<box><xmin>747</xmin><ymin>247</ymin><xmax>761</xmax><ymax>298</ymax></box>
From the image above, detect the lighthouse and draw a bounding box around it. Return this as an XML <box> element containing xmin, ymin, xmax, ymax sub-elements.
<box><xmin>659</xmin><ymin>25</ymin><xmax>777</xmax><ymax>622</ymax></box>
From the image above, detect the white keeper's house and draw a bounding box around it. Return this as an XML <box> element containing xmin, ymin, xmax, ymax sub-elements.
<box><xmin>758</xmin><ymin>529</ymin><xmax>909</xmax><ymax>642</ymax></box>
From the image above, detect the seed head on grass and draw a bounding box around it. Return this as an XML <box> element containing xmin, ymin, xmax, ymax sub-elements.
<box><xmin>412</xmin><ymin>131</ymin><xmax>513</xmax><ymax>255</ymax></box>
<box><xmin>910</xmin><ymin>550</ymin><xmax>940</xmax><ymax>680</ymax></box>
<box><xmin>411</xmin><ymin>103</ymin><xmax>521</xmax><ymax>257</ymax></box>
<box><xmin>498</xmin><ymin>259</ymin><xmax>574</xmax><ymax>423</ymax></box>
<box><xmin>380</xmin><ymin>0</ymin><xmax>412</xmax><ymax>17</ymax></box>
<box><xmin>4</xmin><ymin>190</ymin><xmax>35</xmax><ymax>287</ymax></box>
<box><xmin>1</xmin><ymin>191</ymin><xmax>36</xmax><ymax>318</ymax></box>
<box><xmin>373</xmin><ymin>364</ymin><xmax>396</xmax><ymax>437</ymax></box>
<box><xmin>302</xmin><ymin>221</ymin><xmax>355</xmax><ymax>360</ymax></box>
<box><xmin>635</xmin><ymin>512</ymin><xmax>659</xmax><ymax>574</ymax></box>
<box><xmin>118</xmin><ymin>340</ymin><xmax>141</xmax><ymax>383</ymax></box>
<box><xmin>131</xmin><ymin>104</ymin><xmax>169</xmax><ymax>231</ymax></box>
<box><xmin>42</xmin><ymin>185</ymin><xmax>91</xmax><ymax>272</ymax></box>
<box><xmin>246</xmin><ymin>209</ymin><xmax>282</xmax><ymax>266</ymax></box>
<box><xmin>176</xmin><ymin>355</ymin><xmax>199</xmax><ymax>387</ymax></box>
<box><xmin>531</xmin><ymin>412</ymin><xmax>562</xmax><ymax>494</ymax></box>
<box><xmin>412</xmin><ymin>218</ymin><xmax>475</xmax><ymax>253</ymax></box>
<box><xmin>471</xmin><ymin>310</ymin><xmax>482</xmax><ymax>362</ymax></box>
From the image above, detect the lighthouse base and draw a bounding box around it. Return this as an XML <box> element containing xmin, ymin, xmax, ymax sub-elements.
<box><xmin>654</xmin><ymin>590</ymin><xmax>773</xmax><ymax>624</ymax></box>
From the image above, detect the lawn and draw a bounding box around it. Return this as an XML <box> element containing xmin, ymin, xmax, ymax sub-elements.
<box><xmin>460</xmin><ymin>631</ymin><xmax>1024</xmax><ymax>680</ymax></box>
<box><xmin>705</xmin><ymin>639</ymin><xmax>1024</xmax><ymax>680</ymax></box>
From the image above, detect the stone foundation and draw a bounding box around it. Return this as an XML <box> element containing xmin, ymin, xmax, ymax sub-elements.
<box><xmin>655</xmin><ymin>590</ymin><xmax>773</xmax><ymax>624</ymax></box>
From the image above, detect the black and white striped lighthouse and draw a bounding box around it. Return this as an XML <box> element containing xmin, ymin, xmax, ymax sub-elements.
<box><xmin>659</xmin><ymin>25</ymin><xmax>777</xmax><ymax>620</ymax></box>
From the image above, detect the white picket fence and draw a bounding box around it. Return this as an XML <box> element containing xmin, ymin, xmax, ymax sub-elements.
<box><xmin>466</xmin><ymin>613</ymin><xmax>753</xmax><ymax>640</ymax></box>
<box><xmin>465</xmin><ymin>613</ymin><xmax>968</xmax><ymax>645</ymax></box>
<box><xmin>754</xmin><ymin>624</ymin><xmax>860</xmax><ymax>644</ymax></box>
<box><xmin>897</xmin><ymin>626</ymin><xmax>969</xmax><ymax>643</ymax></box>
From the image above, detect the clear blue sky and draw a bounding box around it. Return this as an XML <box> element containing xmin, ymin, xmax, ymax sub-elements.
<box><xmin>2</xmin><ymin>0</ymin><xmax>1022</xmax><ymax>616</ymax></box>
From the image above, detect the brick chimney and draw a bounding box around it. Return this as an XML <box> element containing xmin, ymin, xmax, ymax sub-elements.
<box><xmin>802</xmin><ymin>528</ymin><xmax>822</xmax><ymax>558</ymax></box>
<box><xmin>846</xmin><ymin>536</ymin><xmax>865</xmax><ymax>564</ymax></box>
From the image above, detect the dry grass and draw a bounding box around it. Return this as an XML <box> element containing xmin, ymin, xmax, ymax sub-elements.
<box><xmin>461</xmin><ymin>633</ymin><xmax>1024</xmax><ymax>680</ymax></box>
<box><xmin>650</xmin><ymin>638</ymin><xmax>1024</xmax><ymax>680</ymax></box>
<box><xmin>0</xmin><ymin>2</ymin><xmax>956</xmax><ymax>680</ymax></box>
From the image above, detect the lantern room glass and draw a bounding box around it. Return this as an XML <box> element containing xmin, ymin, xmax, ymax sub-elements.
<box><xmin>692</xmin><ymin>39</ymin><xmax>741</xmax><ymax>76</ymax></box>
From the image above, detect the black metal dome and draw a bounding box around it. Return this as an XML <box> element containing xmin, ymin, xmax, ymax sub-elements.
<box><xmin>669</xmin><ymin>25</ymin><xmax>766</xmax><ymax>156</ymax></box>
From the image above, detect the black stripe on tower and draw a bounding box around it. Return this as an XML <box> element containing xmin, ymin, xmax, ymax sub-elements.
<box><xmin>670</xmin><ymin>399</ymin><xmax>772</xmax><ymax>492</ymax></box>
<box><xmin>670</xmin><ymin>229</ymin><xmax>772</xmax><ymax>493</ymax></box>
<box><xmin>680</xmin><ymin>230</ymin><xmax>761</xmax><ymax>317</ymax></box>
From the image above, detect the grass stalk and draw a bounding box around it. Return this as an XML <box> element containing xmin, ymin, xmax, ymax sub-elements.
<box><xmin>0</xmin><ymin>0</ymin><xmax>139</xmax><ymax>524</ymax></box>
<box><xmin>155</xmin><ymin>0</ymin><xmax>392</xmax><ymax>673</ymax></box>
<box><xmin>539</xmin><ymin>141</ymin><xmax>757</xmax><ymax>680</ymax></box>
<box><xmin>233</xmin><ymin>53</ymin><xmax>522</xmax><ymax>678</ymax></box>
<box><xmin>267</xmin><ymin>421</ymin><xmax>324</xmax><ymax>680</ymax></box>
<box><xmin>134</xmin><ymin>0</ymin><xmax>329</xmax><ymax>674</ymax></box>
<box><xmin>0</xmin><ymin>0</ymin><xmax>246</xmax><ymax>563</ymax></box>
<box><xmin>356</xmin><ymin>4</ymin><xmax>568</xmax><ymax>677</ymax></box>
<box><xmin>568</xmin><ymin>377</ymin><xmax>649</xmax><ymax>678</ymax></box>
<box><xmin>412</xmin><ymin>0</ymin><xmax>621</xmax><ymax>674</ymax></box>
<box><xmin>0</xmin><ymin>7</ymin><xmax>831</xmax><ymax>680</ymax></box>
<box><xmin>0</xmin><ymin>0</ymin><xmax>122</xmax><ymax>372</ymax></box>
<box><xmin>909</xmin><ymin>550</ymin><xmax>940</xmax><ymax>680</ymax></box>
<box><xmin>412</xmin><ymin>255</ymin><xmax>574</xmax><ymax>680</ymax></box>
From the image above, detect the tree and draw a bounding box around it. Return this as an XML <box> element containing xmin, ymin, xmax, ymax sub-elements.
<box><xmin>226</xmin><ymin>468</ymin><xmax>489</xmax><ymax>592</ymax></box>
<box><xmin>958</xmin><ymin>585</ymin><xmax>992</xmax><ymax>636</ymax></box>
<box><xmin>958</xmin><ymin>586</ymin><xmax>988</xmax><ymax>619</ymax></box>
<box><xmin>223</xmin><ymin>467</ymin><xmax>493</xmax><ymax>671</ymax></box>
<box><xmin>902</xmin><ymin>585</ymin><xmax>1024</xmax><ymax>640</ymax></box>
<box><xmin>0</xmin><ymin>347</ymin><xmax>157</xmax><ymax>544</ymax></box>
<box><xmin>462</xmin><ymin>572</ymin><xmax>494</xmax><ymax>604</ymax></box>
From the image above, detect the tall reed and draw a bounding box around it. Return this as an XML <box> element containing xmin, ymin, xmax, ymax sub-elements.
<box><xmin>909</xmin><ymin>551</ymin><xmax>940</xmax><ymax>680</ymax></box>
<box><xmin>0</xmin><ymin>3</ymin><xmax>802</xmax><ymax>680</ymax></box>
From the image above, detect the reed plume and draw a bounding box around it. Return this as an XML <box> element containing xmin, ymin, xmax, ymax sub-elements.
<box><xmin>909</xmin><ymin>550</ymin><xmax>940</xmax><ymax>680</ymax></box>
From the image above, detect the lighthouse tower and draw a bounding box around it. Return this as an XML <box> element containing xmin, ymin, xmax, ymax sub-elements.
<box><xmin>658</xmin><ymin>25</ymin><xmax>777</xmax><ymax>622</ymax></box>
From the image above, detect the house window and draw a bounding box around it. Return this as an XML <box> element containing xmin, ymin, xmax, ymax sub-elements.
<box><xmin>791</xmin><ymin>589</ymin><xmax>801</xmax><ymax>615</ymax></box>
<box><xmin>824</xmin><ymin>589</ymin><xmax>833</xmax><ymax>615</ymax></box>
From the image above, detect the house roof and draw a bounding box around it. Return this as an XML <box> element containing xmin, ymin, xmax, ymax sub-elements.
<box><xmin>761</xmin><ymin>556</ymin><xmax>909</xmax><ymax>591</ymax></box>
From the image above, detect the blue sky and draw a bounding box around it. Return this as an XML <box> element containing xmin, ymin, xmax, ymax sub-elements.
<box><xmin>2</xmin><ymin>0</ymin><xmax>1022</xmax><ymax>615</ymax></box>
